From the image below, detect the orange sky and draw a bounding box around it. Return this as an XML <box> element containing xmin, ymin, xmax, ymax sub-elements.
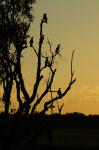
<box><xmin>28</xmin><ymin>0</ymin><xmax>99</xmax><ymax>115</ymax></box>
<box><xmin>1</xmin><ymin>0</ymin><xmax>99</xmax><ymax>115</ymax></box>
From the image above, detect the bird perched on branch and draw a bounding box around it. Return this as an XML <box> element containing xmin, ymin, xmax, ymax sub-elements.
<box><xmin>43</xmin><ymin>13</ymin><xmax>48</xmax><ymax>23</ymax></box>
<box><xmin>29</xmin><ymin>37</ymin><xmax>34</xmax><ymax>47</ymax></box>
<box><xmin>55</xmin><ymin>44</ymin><xmax>60</xmax><ymax>55</ymax></box>
<box><xmin>57</xmin><ymin>88</ymin><xmax>62</xmax><ymax>98</ymax></box>
<box><xmin>45</xmin><ymin>57</ymin><xmax>48</xmax><ymax>67</ymax></box>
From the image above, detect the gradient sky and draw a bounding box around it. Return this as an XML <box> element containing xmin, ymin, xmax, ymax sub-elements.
<box><xmin>1</xmin><ymin>0</ymin><xmax>99</xmax><ymax>114</ymax></box>
<box><xmin>30</xmin><ymin>0</ymin><xmax>99</xmax><ymax>115</ymax></box>
<box><xmin>21</xmin><ymin>0</ymin><xmax>99</xmax><ymax>115</ymax></box>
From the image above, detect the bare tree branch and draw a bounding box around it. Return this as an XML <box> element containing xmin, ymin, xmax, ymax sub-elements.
<box><xmin>16</xmin><ymin>51</ymin><xmax>30</xmax><ymax>101</ymax></box>
<box><xmin>30</xmin><ymin>69</ymin><xmax>56</xmax><ymax>114</ymax></box>
<box><xmin>57</xmin><ymin>101</ymin><xmax>64</xmax><ymax>115</ymax></box>
<box><xmin>32</xmin><ymin>45</ymin><xmax>38</xmax><ymax>56</ymax></box>
<box><xmin>40</xmin><ymin>50</ymin><xmax>76</xmax><ymax>114</ymax></box>
<box><xmin>47</xmin><ymin>38</ymin><xmax>52</xmax><ymax>54</ymax></box>
<box><xmin>15</xmin><ymin>77</ymin><xmax>23</xmax><ymax>108</ymax></box>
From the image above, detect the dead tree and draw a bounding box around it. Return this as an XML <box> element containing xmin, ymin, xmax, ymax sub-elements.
<box><xmin>15</xmin><ymin>13</ymin><xmax>76</xmax><ymax>116</ymax></box>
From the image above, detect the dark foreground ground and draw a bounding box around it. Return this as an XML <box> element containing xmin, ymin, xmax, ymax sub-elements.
<box><xmin>0</xmin><ymin>112</ymin><xmax>99</xmax><ymax>149</ymax></box>
<box><xmin>36</xmin><ymin>129</ymin><xmax>99</xmax><ymax>149</ymax></box>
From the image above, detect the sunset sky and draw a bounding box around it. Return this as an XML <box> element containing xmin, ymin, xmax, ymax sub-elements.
<box><xmin>1</xmin><ymin>0</ymin><xmax>99</xmax><ymax>115</ymax></box>
<box><xmin>25</xmin><ymin>0</ymin><xmax>99</xmax><ymax>115</ymax></box>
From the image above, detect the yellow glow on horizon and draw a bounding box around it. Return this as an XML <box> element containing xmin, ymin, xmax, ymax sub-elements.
<box><xmin>1</xmin><ymin>0</ymin><xmax>99</xmax><ymax>115</ymax></box>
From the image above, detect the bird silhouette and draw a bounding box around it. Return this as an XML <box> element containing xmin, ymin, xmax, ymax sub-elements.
<box><xmin>55</xmin><ymin>44</ymin><xmax>60</xmax><ymax>55</ymax></box>
<box><xmin>45</xmin><ymin>57</ymin><xmax>48</xmax><ymax>67</ymax></box>
<box><xmin>57</xmin><ymin>88</ymin><xmax>62</xmax><ymax>98</ymax></box>
<box><xmin>29</xmin><ymin>37</ymin><xmax>34</xmax><ymax>47</ymax></box>
<box><xmin>43</xmin><ymin>13</ymin><xmax>48</xmax><ymax>23</ymax></box>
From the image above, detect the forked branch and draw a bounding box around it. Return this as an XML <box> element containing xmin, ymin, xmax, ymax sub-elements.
<box><xmin>40</xmin><ymin>50</ymin><xmax>76</xmax><ymax>114</ymax></box>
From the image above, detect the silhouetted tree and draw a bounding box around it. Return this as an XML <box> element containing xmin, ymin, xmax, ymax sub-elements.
<box><xmin>0</xmin><ymin>0</ymin><xmax>36</xmax><ymax>114</ymax></box>
<box><xmin>0</xmin><ymin>1</ymin><xmax>76</xmax><ymax>116</ymax></box>
<box><xmin>16</xmin><ymin>13</ymin><xmax>76</xmax><ymax>116</ymax></box>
